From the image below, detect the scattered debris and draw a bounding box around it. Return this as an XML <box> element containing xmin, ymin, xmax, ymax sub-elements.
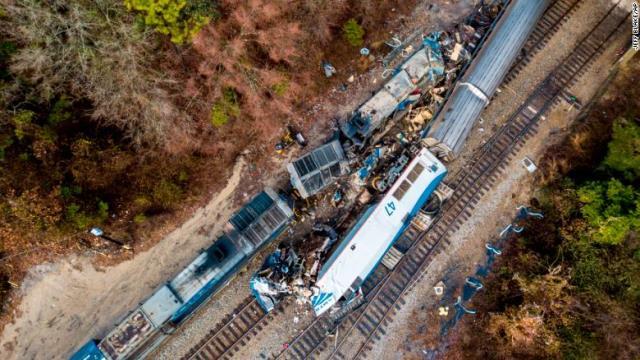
<box><xmin>516</xmin><ymin>205</ymin><xmax>544</xmax><ymax>219</ymax></box>
<box><xmin>250</xmin><ymin>246</ymin><xmax>303</xmax><ymax>312</ymax></box>
<box><xmin>276</xmin><ymin>126</ymin><xmax>307</xmax><ymax>154</ymax></box>
<box><xmin>322</xmin><ymin>60</ymin><xmax>336</xmax><ymax>78</ymax></box>
<box><xmin>251</xmin><ymin>1</ymin><xmax>505</xmax><ymax>316</ymax></box>
<box><xmin>521</xmin><ymin>156</ymin><xmax>537</xmax><ymax>172</ymax></box>
<box><xmin>331</xmin><ymin>189</ymin><xmax>344</xmax><ymax>207</ymax></box>
<box><xmin>485</xmin><ymin>243</ymin><xmax>502</xmax><ymax>255</ymax></box>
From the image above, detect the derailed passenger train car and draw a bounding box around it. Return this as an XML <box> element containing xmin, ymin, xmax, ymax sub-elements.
<box><xmin>70</xmin><ymin>189</ymin><xmax>292</xmax><ymax>360</ymax></box>
<box><xmin>341</xmin><ymin>34</ymin><xmax>445</xmax><ymax>148</ymax></box>
<box><xmin>427</xmin><ymin>0</ymin><xmax>549</xmax><ymax>159</ymax></box>
<box><xmin>310</xmin><ymin>148</ymin><xmax>447</xmax><ymax>315</ymax></box>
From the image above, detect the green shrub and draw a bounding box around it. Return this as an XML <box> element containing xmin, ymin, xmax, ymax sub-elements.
<box><xmin>60</xmin><ymin>187</ymin><xmax>72</xmax><ymax>199</ymax></box>
<box><xmin>96</xmin><ymin>200</ymin><xmax>109</xmax><ymax>222</ymax></box>
<box><xmin>133</xmin><ymin>196</ymin><xmax>152</xmax><ymax>208</ymax></box>
<box><xmin>603</xmin><ymin>119</ymin><xmax>640</xmax><ymax>181</ymax></box>
<box><xmin>342</xmin><ymin>18</ymin><xmax>365</xmax><ymax>47</ymax></box>
<box><xmin>133</xmin><ymin>213</ymin><xmax>147</xmax><ymax>223</ymax></box>
<box><xmin>0</xmin><ymin>134</ymin><xmax>13</xmax><ymax>160</ymax></box>
<box><xmin>0</xmin><ymin>41</ymin><xmax>17</xmax><ymax>80</ymax></box>
<box><xmin>124</xmin><ymin>0</ymin><xmax>213</xmax><ymax>44</ymax></box>
<box><xmin>65</xmin><ymin>203</ymin><xmax>91</xmax><ymax>229</ymax></box>
<box><xmin>47</xmin><ymin>95</ymin><xmax>73</xmax><ymax>125</ymax></box>
<box><xmin>178</xmin><ymin>169</ymin><xmax>189</xmax><ymax>182</ymax></box>
<box><xmin>12</xmin><ymin>110</ymin><xmax>34</xmax><ymax>140</ymax></box>
<box><xmin>272</xmin><ymin>80</ymin><xmax>289</xmax><ymax>96</ymax></box>
<box><xmin>35</xmin><ymin>126</ymin><xmax>57</xmax><ymax>144</ymax></box>
<box><xmin>152</xmin><ymin>179</ymin><xmax>182</xmax><ymax>209</ymax></box>
<box><xmin>210</xmin><ymin>87</ymin><xmax>240</xmax><ymax>127</ymax></box>
<box><xmin>210</xmin><ymin>103</ymin><xmax>229</xmax><ymax>127</ymax></box>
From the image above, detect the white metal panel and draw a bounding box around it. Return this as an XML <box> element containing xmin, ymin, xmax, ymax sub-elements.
<box><xmin>359</xmin><ymin>90</ymin><xmax>400</xmax><ymax>129</ymax></box>
<box><xmin>384</xmin><ymin>70</ymin><xmax>414</xmax><ymax>99</ymax></box>
<box><xmin>169</xmin><ymin>251</ymin><xmax>244</xmax><ymax>302</ymax></box>
<box><xmin>401</xmin><ymin>49</ymin><xmax>430</xmax><ymax>81</ymax></box>
<box><xmin>140</xmin><ymin>285</ymin><xmax>182</xmax><ymax>327</ymax></box>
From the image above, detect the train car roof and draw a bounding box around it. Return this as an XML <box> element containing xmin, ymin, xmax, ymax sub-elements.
<box><xmin>168</xmin><ymin>236</ymin><xmax>244</xmax><ymax>307</ymax></box>
<box><xmin>228</xmin><ymin>188</ymin><xmax>293</xmax><ymax>248</ymax></box>
<box><xmin>96</xmin><ymin>284</ymin><xmax>181</xmax><ymax>359</ymax></box>
<box><xmin>140</xmin><ymin>285</ymin><xmax>182</xmax><ymax>327</ymax></box>
<box><xmin>98</xmin><ymin>308</ymin><xmax>155</xmax><ymax>360</ymax></box>
<box><xmin>287</xmin><ymin>140</ymin><xmax>348</xmax><ymax>199</ymax></box>
<box><xmin>312</xmin><ymin>149</ymin><xmax>447</xmax><ymax>315</ymax></box>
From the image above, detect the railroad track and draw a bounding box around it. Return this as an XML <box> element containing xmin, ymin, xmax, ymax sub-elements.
<box><xmin>181</xmin><ymin>2</ymin><xmax>628</xmax><ymax>360</ymax></box>
<box><xmin>503</xmin><ymin>0</ymin><xmax>584</xmax><ymax>85</ymax></box>
<box><xmin>183</xmin><ymin>297</ymin><xmax>270</xmax><ymax>360</ymax></box>
<box><xmin>275</xmin><ymin>3</ymin><xmax>630</xmax><ymax>360</ymax></box>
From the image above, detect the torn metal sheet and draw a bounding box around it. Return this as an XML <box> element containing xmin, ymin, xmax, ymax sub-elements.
<box><xmin>250</xmin><ymin>247</ymin><xmax>302</xmax><ymax>312</ymax></box>
<box><xmin>341</xmin><ymin>31</ymin><xmax>446</xmax><ymax>148</ymax></box>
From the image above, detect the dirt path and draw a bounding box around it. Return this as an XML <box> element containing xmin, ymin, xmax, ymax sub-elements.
<box><xmin>0</xmin><ymin>158</ymin><xmax>247</xmax><ymax>359</ymax></box>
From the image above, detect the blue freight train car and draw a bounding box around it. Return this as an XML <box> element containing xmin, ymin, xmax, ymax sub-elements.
<box><xmin>70</xmin><ymin>188</ymin><xmax>293</xmax><ymax>360</ymax></box>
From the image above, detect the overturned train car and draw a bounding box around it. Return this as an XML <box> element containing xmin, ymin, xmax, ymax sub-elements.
<box><xmin>341</xmin><ymin>34</ymin><xmax>445</xmax><ymax>149</ymax></box>
<box><xmin>426</xmin><ymin>0</ymin><xmax>549</xmax><ymax>159</ymax></box>
<box><xmin>311</xmin><ymin>148</ymin><xmax>447</xmax><ymax>315</ymax></box>
<box><xmin>71</xmin><ymin>189</ymin><xmax>293</xmax><ymax>360</ymax></box>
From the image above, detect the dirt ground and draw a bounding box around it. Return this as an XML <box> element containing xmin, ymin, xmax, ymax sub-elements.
<box><xmin>0</xmin><ymin>158</ymin><xmax>247</xmax><ymax>358</ymax></box>
<box><xmin>0</xmin><ymin>1</ymin><xmax>480</xmax><ymax>359</ymax></box>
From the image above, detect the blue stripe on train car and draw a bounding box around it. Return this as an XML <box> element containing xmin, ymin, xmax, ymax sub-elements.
<box><xmin>358</xmin><ymin>170</ymin><xmax>447</xmax><ymax>292</ymax></box>
<box><xmin>69</xmin><ymin>340</ymin><xmax>106</xmax><ymax>360</ymax></box>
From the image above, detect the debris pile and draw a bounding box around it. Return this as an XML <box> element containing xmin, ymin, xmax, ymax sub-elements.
<box><xmin>250</xmin><ymin>223</ymin><xmax>339</xmax><ymax>311</ymax></box>
<box><xmin>250</xmin><ymin>245</ymin><xmax>303</xmax><ymax>312</ymax></box>
<box><xmin>253</xmin><ymin>1</ymin><xmax>506</xmax><ymax>315</ymax></box>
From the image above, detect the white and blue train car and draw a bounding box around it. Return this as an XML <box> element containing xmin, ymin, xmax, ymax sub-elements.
<box><xmin>311</xmin><ymin>148</ymin><xmax>447</xmax><ymax>316</ymax></box>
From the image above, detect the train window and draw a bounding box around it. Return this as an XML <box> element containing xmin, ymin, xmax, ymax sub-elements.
<box><xmin>406</xmin><ymin>163</ymin><xmax>425</xmax><ymax>183</ymax></box>
<box><xmin>393</xmin><ymin>180</ymin><xmax>411</xmax><ymax>201</ymax></box>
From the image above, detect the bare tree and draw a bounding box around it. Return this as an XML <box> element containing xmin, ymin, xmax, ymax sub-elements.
<box><xmin>3</xmin><ymin>0</ymin><xmax>192</xmax><ymax>149</ymax></box>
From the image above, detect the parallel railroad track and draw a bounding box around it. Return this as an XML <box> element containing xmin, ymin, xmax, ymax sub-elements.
<box><xmin>503</xmin><ymin>0</ymin><xmax>584</xmax><ymax>85</ymax></box>
<box><xmin>275</xmin><ymin>3</ymin><xmax>630</xmax><ymax>360</ymax></box>
<box><xmin>180</xmin><ymin>1</ymin><xmax>628</xmax><ymax>359</ymax></box>
<box><xmin>183</xmin><ymin>297</ymin><xmax>271</xmax><ymax>360</ymax></box>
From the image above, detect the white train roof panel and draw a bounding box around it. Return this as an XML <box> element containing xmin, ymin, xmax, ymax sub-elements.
<box><xmin>384</xmin><ymin>70</ymin><xmax>414</xmax><ymax>99</ymax></box>
<box><xmin>140</xmin><ymin>285</ymin><xmax>182</xmax><ymax>327</ymax></box>
<box><xmin>311</xmin><ymin>149</ymin><xmax>447</xmax><ymax>315</ymax></box>
<box><xmin>401</xmin><ymin>49</ymin><xmax>435</xmax><ymax>81</ymax></box>
<box><xmin>168</xmin><ymin>239</ymin><xmax>245</xmax><ymax>303</ymax></box>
